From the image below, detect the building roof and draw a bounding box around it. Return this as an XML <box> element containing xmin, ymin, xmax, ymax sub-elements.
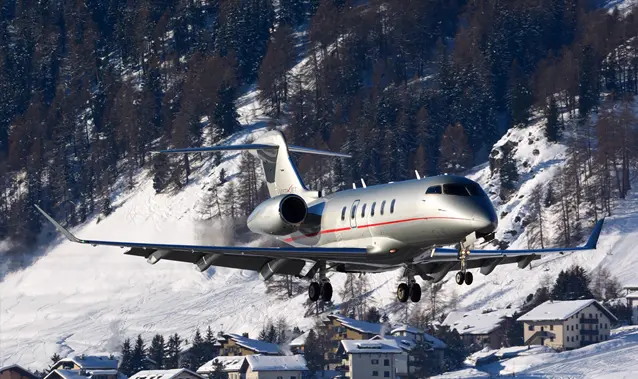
<box><xmin>57</xmin><ymin>356</ymin><xmax>118</xmax><ymax>370</ymax></box>
<box><xmin>289</xmin><ymin>331</ymin><xmax>309</xmax><ymax>347</ymax></box>
<box><xmin>341</xmin><ymin>339</ymin><xmax>403</xmax><ymax>354</ymax></box>
<box><xmin>517</xmin><ymin>299</ymin><xmax>618</xmax><ymax>322</ymax></box>
<box><xmin>442</xmin><ymin>308</ymin><xmax>515</xmax><ymax>335</ymax></box>
<box><xmin>197</xmin><ymin>356</ymin><xmax>246</xmax><ymax>374</ymax></box>
<box><xmin>390</xmin><ymin>325</ymin><xmax>423</xmax><ymax>335</ymax></box>
<box><xmin>0</xmin><ymin>365</ymin><xmax>38</xmax><ymax>379</ymax></box>
<box><xmin>224</xmin><ymin>333</ymin><xmax>282</xmax><ymax>354</ymax></box>
<box><xmin>623</xmin><ymin>283</ymin><xmax>638</xmax><ymax>290</ymax></box>
<box><xmin>49</xmin><ymin>369</ymin><xmax>88</xmax><ymax>379</ymax></box>
<box><xmin>389</xmin><ymin>325</ymin><xmax>447</xmax><ymax>349</ymax></box>
<box><xmin>328</xmin><ymin>314</ymin><xmax>384</xmax><ymax>335</ymax></box>
<box><xmin>245</xmin><ymin>355</ymin><xmax>308</xmax><ymax>372</ymax></box>
<box><xmin>129</xmin><ymin>369</ymin><xmax>203</xmax><ymax>379</ymax></box>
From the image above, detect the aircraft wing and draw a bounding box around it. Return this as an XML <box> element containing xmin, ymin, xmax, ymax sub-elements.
<box><xmin>429</xmin><ymin>218</ymin><xmax>605</xmax><ymax>261</ymax></box>
<box><xmin>35</xmin><ymin>205</ymin><xmax>367</xmax><ymax>274</ymax></box>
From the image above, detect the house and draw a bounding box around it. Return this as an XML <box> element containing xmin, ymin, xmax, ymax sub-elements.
<box><xmin>45</xmin><ymin>355</ymin><xmax>121</xmax><ymax>379</ymax></box>
<box><xmin>0</xmin><ymin>365</ymin><xmax>39</xmax><ymax>379</ymax></box>
<box><xmin>197</xmin><ymin>356</ymin><xmax>247</xmax><ymax>379</ymax></box>
<box><xmin>624</xmin><ymin>284</ymin><xmax>638</xmax><ymax>324</ymax></box>
<box><xmin>338</xmin><ymin>340</ymin><xmax>403</xmax><ymax>379</ymax></box>
<box><xmin>244</xmin><ymin>355</ymin><xmax>308</xmax><ymax>379</ymax></box>
<box><xmin>321</xmin><ymin>314</ymin><xmax>385</xmax><ymax>360</ymax></box>
<box><xmin>218</xmin><ymin>334</ymin><xmax>282</xmax><ymax>356</ymax></box>
<box><xmin>128</xmin><ymin>369</ymin><xmax>203</xmax><ymax>379</ymax></box>
<box><xmin>370</xmin><ymin>326</ymin><xmax>447</xmax><ymax>377</ymax></box>
<box><xmin>442</xmin><ymin>308</ymin><xmax>516</xmax><ymax>349</ymax></box>
<box><xmin>517</xmin><ymin>299</ymin><xmax>617</xmax><ymax>350</ymax></box>
<box><xmin>289</xmin><ymin>331</ymin><xmax>309</xmax><ymax>354</ymax></box>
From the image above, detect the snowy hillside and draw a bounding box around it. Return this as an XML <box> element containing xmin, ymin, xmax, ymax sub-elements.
<box><xmin>434</xmin><ymin>325</ymin><xmax>638</xmax><ymax>378</ymax></box>
<box><xmin>3</xmin><ymin>93</ymin><xmax>638</xmax><ymax>372</ymax></box>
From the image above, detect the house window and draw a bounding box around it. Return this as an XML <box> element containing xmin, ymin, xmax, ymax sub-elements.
<box><xmin>373</xmin><ymin>371</ymin><xmax>379</xmax><ymax>376</ymax></box>
<box><xmin>384</xmin><ymin>359</ymin><xmax>390</xmax><ymax>366</ymax></box>
<box><xmin>361</xmin><ymin>203</ymin><xmax>367</xmax><ymax>218</ymax></box>
<box><xmin>390</xmin><ymin>199</ymin><xmax>396</xmax><ymax>213</ymax></box>
<box><xmin>576</xmin><ymin>335</ymin><xmax>579</xmax><ymax>341</ymax></box>
<box><xmin>528</xmin><ymin>325</ymin><xmax>534</xmax><ymax>331</ymax></box>
<box><xmin>541</xmin><ymin>327</ymin><xmax>544</xmax><ymax>332</ymax></box>
<box><xmin>384</xmin><ymin>372</ymin><xmax>390</xmax><ymax>377</ymax></box>
<box><xmin>550</xmin><ymin>325</ymin><xmax>554</xmax><ymax>331</ymax></box>
<box><xmin>605</xmin><ymin>323</ymin><xmax>608</xmax><ymax>329</ymax></box>
<box><xmin>600</xmin><ymin>323</ymin><xmax>603</xmax><ymax>329</ymax></box>
<box><xmin>371</xmin><ymin>202</ymin><xmax>376</xmax><ymax>217</ymax></box>
<box><xmin>576</xmin><ymin>324</ymin><xmax>579</xmax><ymax>330</ymax></box>
<box><xmin>277</xmin><ymin>377</ymin><xmax>283</xmax><ymax>379</ymax></box>
<box><xmin>341</xmin><ymin>207</ymin><xmax>346</xmax><ymax>221</ymax></box>
<box><xmin>589</xmin><ymin>313</ymin><xmax>592</xmax><ymax>318</ymax></box>
<box><xmin>372</xmin><ymin>359</ymin><xmax>379</xmax><ymax>364</ymax></box>
<box><xmin>381</xmin><ymin>201</ymin><xmax>386</xmax><ymax>215</ymax></box>
<box><xmin>550</xmin><ymin>337</ymin><xmax>554</xmax><ymax>342</ymax></box>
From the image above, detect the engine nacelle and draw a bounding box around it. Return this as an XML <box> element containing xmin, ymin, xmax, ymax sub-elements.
<box><xmin>247</xmin><ymin>194</ymin><xmax>308</xmax><ymax>235</ymax></box>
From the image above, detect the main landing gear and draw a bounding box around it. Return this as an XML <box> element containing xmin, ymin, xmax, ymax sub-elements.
<box><xmin>308</xmin><ymin>261</ymin><xmax>333</xmax><ymax>302</ymax></box>
<box><xmin>455</xmin><ymin>247</ymin><xmax>473</xmax><ymax>285</ymax></box>
<box><xmin>397</xmin><ymin>270</ymin><xmax>422</xmax><ymax>303</ymax></box>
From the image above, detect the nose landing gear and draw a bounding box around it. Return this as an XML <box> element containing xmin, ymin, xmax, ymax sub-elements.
<box><xmin>455</xmin><ymin>247</ymin><xmax>473</xmax><ymax>285</ymax></box>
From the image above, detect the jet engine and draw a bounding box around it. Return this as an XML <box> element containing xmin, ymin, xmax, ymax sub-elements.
<box><xmin>247</xmin><ymin>194</ymin><xmax>308</xmax><ymax>235</ymax></box>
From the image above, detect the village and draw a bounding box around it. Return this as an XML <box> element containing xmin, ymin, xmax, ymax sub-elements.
<box><xmin>3</xmin><ymin>280</ymin><xmax>638</xmax><ymax>379</ymax></box>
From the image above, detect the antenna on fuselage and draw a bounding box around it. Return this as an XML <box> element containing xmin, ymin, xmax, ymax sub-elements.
<box><xmin>360</xmin><ymin>178</ymin><xmax>367</xmax><ymax>188</ymax></box>
<box><xmin>415</xmin><ymin>170</ymin><xmax>421</xmax><ymax>180</ymax></box>
<box><xmin>352</xmin><ymin>183</ymin><xmax>356</xmax><ymax>189</ymax></box>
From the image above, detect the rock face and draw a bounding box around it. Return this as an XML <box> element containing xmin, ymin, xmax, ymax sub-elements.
<box><xmin>489</xmin><ymin>140</ymin><xmax>518</xmax><ymax>177</ymax></box>
<box><xmin>489</xmin><ymin>139</ymin><xmax>519</xmax><ymax>200</ymax></box>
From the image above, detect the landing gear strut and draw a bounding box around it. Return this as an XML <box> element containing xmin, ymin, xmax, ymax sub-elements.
<box><xmin>456</xmin><ymin>247</ymin><xmax>473</xmax><ymax>285</ymax></box>
<box><xmin>308</xmin><ymin>262</ymin><xmax>333</xmax><ymax>302</ymax></box>
<box><xmin>396</xmin><ymin>269</ymin><xmax>422</xmax><ymax>303</ymax></box>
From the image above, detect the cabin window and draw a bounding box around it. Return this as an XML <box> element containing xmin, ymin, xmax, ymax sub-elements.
<box><xmin>341</xmin><ymin>207</ymin><xmax>346</xmax><ymax>221</ymax></box>
<box><xmin>381</xmin><ymin>200</ymin><xmax>386</xmax><ymax>215</ymax></box>
<box><xmin>426</xmin><ymin>185</ymin><xmax>442</xmax><ymax>194</ymax></box>
<box><xmin>390</xmin><ymin>199</ymin><xmax>396</xmax><ymax>213</ymax></box>
<box><xmin>371</xmin><ymin>202</ymin><xmax>376</xmax><ymax>216</ymax></box>
<box><xmin>443</xmin><ymin>183</ymin><xmax>471</xmax><ymax>196</ymax></box>
<box><xmin>361</xmin><ymin>203</ymin><xmax>367</xmax><ymax>218</ymax></box>
<box><xmin>351</xmin><ymin>204</ymin><xmax>357</xmax><ymax>219</ymax></box>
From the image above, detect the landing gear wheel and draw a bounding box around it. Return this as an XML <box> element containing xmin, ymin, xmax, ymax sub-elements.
<box><xmin>455</xmin><ymin>271</ymin><xmax>465</xmax><ymax>285</ymax></box>
<box><xmin>464</xmin><ymin>271</ymin><xmax>474</xmax><ymax>285</ymax></box>
<box><xmin>320</xmin><ymin>282</ymin><xmax>333</xmax><ymax>302</ymax></box>
<box><xmin>409</xmin><ymin>283</ymin><xmax>422</xmax><ymax>302</ymax></box>
<box><xmin>397</xmin><ymin>283</ymin><xmax>409</xmax><ymax>303</ymax></box>
<box><xmin>308</xmin><ymin>282</ymin><xmax>320</xmax><ymax>302</ymax></box>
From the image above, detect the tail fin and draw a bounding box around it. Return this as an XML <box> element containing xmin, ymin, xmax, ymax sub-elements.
<box><xmin>156</xmin><ymin>130</ymin><xmax>349</xmax><ymax>199</ymax></box>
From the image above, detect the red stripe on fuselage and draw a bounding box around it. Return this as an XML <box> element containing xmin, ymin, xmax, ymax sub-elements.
<box><xmin>282</xmin><ymin>216</ymin><xmax>469</xmax><ymax>243</ymax></box>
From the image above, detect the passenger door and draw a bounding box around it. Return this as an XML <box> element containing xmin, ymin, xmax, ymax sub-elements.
<box><xmin>350</xmin><ymin>200</ymin><xmax>360</xmax><ymax>229</ymax></box>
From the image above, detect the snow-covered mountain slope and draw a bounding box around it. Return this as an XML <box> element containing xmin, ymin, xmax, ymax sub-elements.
<box><xmin>433</xmin><ymin>325</ymin><xmax>638</xmax><ymax>378</ymax></box>
<box><xmin>2</xmin><ymin>94</ymin><xmax>638</xmax><ymax>371</ymax></box>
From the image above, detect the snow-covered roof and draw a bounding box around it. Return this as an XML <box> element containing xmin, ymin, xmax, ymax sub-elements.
<box><xmin>443</xmin><ymin>308</ymin><xmax>515</xmax><ymax>335</ymax></box>
<box><xmin>289</xmin><ymin>331</ymin><xmax>309</xmax><ymax>347</ymax></box>
<box><xmin>0</xmin><ymin>365</ymin><xmax>37</xmax><ymax>378</ymax></box>
<box><xmin>328</xmin><ymin>314</ymin><xmax>384</xmax><ymax>335</ymax></box>
<box><xmin>225</xmin><ymin>333</ymin><xmax>282</xmax><ymax>354</ymax></box>
<box><xmin>341</xmin><ymin>339</ymin><xmax>403</xmax><ymax>354</ymax></box>
<box><xmin>57</xmin><ymin>356</ymin><xmax>118</xmax><ymax>370</ymax></box>
<box><xmin>623</xmin><ymin>283</ymin><xmax>638</xmax><ymax>290</ymax></box>
<box><xmin>50</xmin><ymin>370</ymin><xmax>88</xmax><ymax>379</ymax></box>
<box><xmin>517</xmin><ymin>299</ymin><xmax>617</xmax><ymax>322</ymax></box>
<box><xmin>197</xmin><ymin>356</ymin><xmax>246</xmax><ymax>373</ymax></box>
<box><xmin>373</xmin><ymin>333</ymin><xmax>446</xmax><ymax>350</ymax></box>
<box><xmin>87</xmin><ymin>370</ymin><xmax>118</xmax><ymax>375</ymax></box>
<box><xmin>390</xmin><ymin>325</ymin><xmax>423</xmax><ymax>335</ymax></box>
<box><xmin>245</xmin><ymin>355</ymin><xmax>307</xmax><ymax>372</ymax></box>
<box><xmin>129</xmin><ymin>369</ymin><xmax>203</xmax><ymax>379</ymax></box>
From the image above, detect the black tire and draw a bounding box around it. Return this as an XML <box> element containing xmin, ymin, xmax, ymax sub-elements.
<box><xmin>464</xmin><ymin>271</ymin><xmax>474</xmax><ymax>285</ymax></box>
<box><xmin>397</xmin><ymin>283</ymin><xmax>409</xmax><ymax>303</ymax></box>
<box><xmin>455</xmin><ymin>271</ymin><xmax>465</xmax><ymax>285</ymax></box>
<box><xmin>321</xmin><ymin>282</ymin><xmax>333</xmax><ymax>302</ymax></box>
<box><xmin>308</xmin><ymin>282</ymin><xmax>320</xmax><ymax>301</ymax></box>
<box><xmin>409</xmin><ymin>283</ymin><xmax>422</xmax><ymax>302</ymax></box>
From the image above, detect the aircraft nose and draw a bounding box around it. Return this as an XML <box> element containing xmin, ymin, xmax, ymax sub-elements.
<box><xmin>472</xmin><ymin>206</ymin><xmax>498</xmax><ymax>234</ymax></box>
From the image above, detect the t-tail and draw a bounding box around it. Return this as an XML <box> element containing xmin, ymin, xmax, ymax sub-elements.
<box><xmin>156</xmin><ymin>130</ymin><xmax>349</xmax><ymax>200</ymax></box>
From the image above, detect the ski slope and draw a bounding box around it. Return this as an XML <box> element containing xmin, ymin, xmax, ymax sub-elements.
<box><xmin>434</xmin><ymin>326</ymin><xmax>638</xmax><ymax>378</ymax></box>
<box><xmin>3</xmin><ymin>92</ymin><xmax>638</xmax><ymax>372</ymax></box>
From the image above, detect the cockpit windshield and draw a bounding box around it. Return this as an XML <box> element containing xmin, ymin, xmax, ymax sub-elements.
<box><xmin>426</xmin><ymin>183</ymin><xmax>487</xmax><ymax>196</ymax></box>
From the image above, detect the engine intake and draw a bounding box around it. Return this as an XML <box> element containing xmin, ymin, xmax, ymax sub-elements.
<box><xmin>247</xmin><ymin>194</ymin><xmax>308</xmax><ymax>235</ymax></box>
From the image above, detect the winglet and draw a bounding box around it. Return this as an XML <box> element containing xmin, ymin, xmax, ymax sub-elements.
<box><xmin>585</xmin><ymin>218</ymin><xmax>605</xmax><ymax>249</ymax></box>
<box><xmin>34</xmin><ymin>205</ymin><xmax>83</xmax><ymax>243</ymax></box>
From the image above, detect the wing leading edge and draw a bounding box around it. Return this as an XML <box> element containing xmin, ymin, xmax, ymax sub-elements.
<box><xmin>431</xmin><ymin>218</ymin><xmax>606</xmax><ymax>260</ymax></box>
<box><xmin>34</xmin><ymin>205</ymin><xmax>368</xmax><ymax>271</ymax></box>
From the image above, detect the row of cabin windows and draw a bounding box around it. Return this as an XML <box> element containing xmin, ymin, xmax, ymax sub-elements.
<box><xmin>341</xmin><ymin>200</ymin><xmax>396</xmax><ymax>221</ymax></box>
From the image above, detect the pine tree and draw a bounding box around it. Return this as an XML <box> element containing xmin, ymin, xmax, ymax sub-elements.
<box><xmin>438</xmin><ymin>123</ymin><xmax>472</xmax><ymax>174</ymax></box>
<box><xmin>119</xmin><ymin>339</ymin><xmax>133</xmax><ymax>376</ymax></box>
<box><xmin>148</xmin><ymin>334</ymin><xmax>165</xmax><ymax>370</ymax></box>
<box><xmin>364</xmin><ymin>307</ymin><xmax>382</xmax><ymax>323</ymax></box>
<box><xmin>508</xmin><ymin>59</ymin><xmax>533</xmax><ymax>127</ymax></box>
<box><xmin>545</xmin><ymin>96</ymin><xmax>561</xmax><ymax>142</ymax></box>
<box><xmin>213</xmin><ymin>83</ymin><xmax>240</xmax><ymax>138</ymax></box>
<box><xmin>165</xmin><ymin>334</ymin><xmax>182</xmax><ymax>369</ymax></box>
<box><xmin>551</xmin><ymin>265</ymin><xmax>594</xmax><ymax>300</ymax></box>
<box><xmin>130</xmin><ymin>334</ymin><xmax>147</xmax><ymax>374</ymax></box>
<box><xmin>303</xmin><ymin>329</ymin><xmax>325</xmax><ymax>374</ymax></box>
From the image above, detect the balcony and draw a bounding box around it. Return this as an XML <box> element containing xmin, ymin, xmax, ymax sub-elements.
<box><xmin>580</xmin><ymin>329</ymin><xmax>599</xmax><ymax>336</ymax></box>
<box><xmin>580</xmin><ymin>318</ymin><xmax>599</xmax><ymax>324</ymax></box>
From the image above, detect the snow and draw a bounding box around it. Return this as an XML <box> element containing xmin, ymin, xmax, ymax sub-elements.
<box><xmin>244</xmin><ymin>355</ymin><xmax>307</xmax><ymax>371</ymax></box>
<box><xmin>197</xmin><ymin>356</ymin><xmax>245</xmax><ymax>374</ymax></box>
<box><xmin>517</xmin><ymin>299</ymin><xmax>615</xmax><ymax>322</ymax></box>
<box><xmin>51</xmin><ymin>369</ymin><xmax>90</xmax><ymax>379</ymax></box>
<box><xmin>340</xmin><ymin>339</ymin><xmax>403</xmax><ymax>354</ymax></box>
<box><xmin>129</xmin><ymin>369</ymin><xmax>202</xmax><ymax>379</ymax></box>
<box><xmin>328</xmin><ymin>314</ymin><xmax>384</xmax><ymax>335</ymax></box>
<box><xmin>224</xmin><ymin>333</ymin><xmax>281</xmax><ymax>355</ymax></box>
<box><xmin>442</xmin><ymin>308</ymin><xmax>516</xmax><ymax>335</ymax></box>
<box><xmin>389</xmin><ymin>325</ymin><xmax>447</xmax><ymax>349</ymax></box>
<box><xmin>434</xmin><ymin>326</ymin><xmax>638</xmax><ymax>378</ymax></box>
<box><xmin>56</xmin><ymin>356</ymin><xmax>118</xmax><ymax>370</ymax></box>
<box><xmin>289</xmin><ymin>331</ymin><xmax>309</xmax><ymax>347</ymax></box>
